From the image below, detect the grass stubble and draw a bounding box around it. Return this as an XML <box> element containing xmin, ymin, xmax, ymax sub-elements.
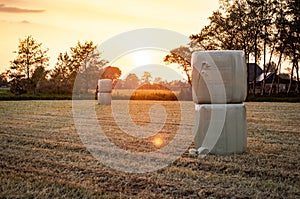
<box><xmin>0</xmin><ymin>100</ymin><xmax>299</xmax><ymax>198</ymax></box>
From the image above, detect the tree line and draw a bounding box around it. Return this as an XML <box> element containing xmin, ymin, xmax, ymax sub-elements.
<box><xmin>1</xmin><ymin>36</ymin><xmax>115</xmax><ymax>95</ymax></box>
<box><xmin>115</xmin><ymin>72</ymin><xmax>189</xmax><ymax>90</ymax></box>
<box><xmin>164</xmin><ymin>0</ymin><xmax>299</xmax><ymax>96</ymax></box>
<box><xmin>0</xmin><ymin>36</ymin><xmax>189</xmax><ymax>96</ymax></box>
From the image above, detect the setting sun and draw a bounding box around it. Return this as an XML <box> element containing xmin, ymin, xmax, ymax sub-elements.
<box><xmin>133</xmin><ymin>50</ymin><xmax>152</xmax><ymax>66</ymax></box>
<box><xmin>111</xmin><ymin>49</ymin><xmax>187</xmax><ymax>82</ymax></box>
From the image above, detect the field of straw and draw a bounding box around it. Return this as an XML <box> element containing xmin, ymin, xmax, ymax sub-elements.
<box><xmin>112</xmin><ymin>89</ymin><xmax>180</xmax><ymax>100</ymax></box>
<box><xmin>0</xmin><ymin>100</ymin><xmax>299</xmax><ymax>198</ymax></box>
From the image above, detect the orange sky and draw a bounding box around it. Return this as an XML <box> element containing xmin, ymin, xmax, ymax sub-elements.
<box><xmin>0</xmin><ymin>0</ymin><xmax>219</xmax><ymax>80</ymax></box>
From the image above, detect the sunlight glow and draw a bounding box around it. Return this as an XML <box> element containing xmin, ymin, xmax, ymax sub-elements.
<box><xmin>133</xmin><ymin>51</ymin><xmax>152</xmax><ymax>66</ymax></box>
<box><xmin>152</xmin><ymin>136</ymin><xmax>164</xmax><ymax>147</ymax></box>
<box><xmin>110</xmin><ymin>49</ymin><xmax>187</xmax><ymax>82</ymax></box>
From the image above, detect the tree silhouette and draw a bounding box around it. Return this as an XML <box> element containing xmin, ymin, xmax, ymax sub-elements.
<box><xmin>164</xmin><ymin>46</ymin><xmax>192</xmax><ymax>85</ymax></box>
<box><xmin>71</xmin><ymin>41</ymin><xmax>107</xmax><ymax>94</ymax></box>
<box><xmin>31</xmin><ymin>65</ymin><xmax>48</xmax><ymax>94</ymax></box>
<box><xmin>51</xmin><ymin>52</ymin><xmax>72</xmax><ymax>93</ymax></box>
<box><xmin>166</xmin><ymin>0</ymin><xmax>299</xmax><ymax>95</ymax></box>
<box><xmin>8</xmin><ymin>35</ymin><xmax>49</xmax><ymax>94</ymax></box>
<box><xmin>284</xmin><ymin>0</ymin><xmax>299</xmax><ymax>93</ymax></box>
<box><xmin>0</xmin><ymin>72</ymin><xmax>8</xmax><ymax>87</ymax></box>
<box><xmin>141</xmin><ymin>71</ymin><xmax>152</xmax><ymax>84</ymax></box>
<box><xmin>51</xmin><ymin>41</ymin><xmax>107</xmax><ymax>94</ymax></box>
<box><xmin>124</xmin><ymin>73</ymin><xmax>140</xmax><ymax>89</ymax></box>
<box><xmin>153</xmin><ymin>77</ymin><xmax>163</xmax><ymax>84</ymax></box>
<box><xmin>100</xmin><ymin>66</ymin><xmax>122</xmax><ymax>87</ymax></box>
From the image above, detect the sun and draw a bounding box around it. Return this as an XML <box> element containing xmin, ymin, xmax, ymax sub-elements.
<box><xmin>133</xmin><ymin>50</ymin><xmax>152</xmax><ymax>66</ymax></box>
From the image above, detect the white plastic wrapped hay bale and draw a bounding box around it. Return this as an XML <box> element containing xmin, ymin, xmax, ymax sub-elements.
<box><xmin>98</xmin><ymin>92</ymin><xmax>112</xmax><ymax>105</ymax></box>
<box><xmin>192</xmin><ymin>50</ymin><xmax>247</xmax><ymax>104</ymax></box>
<box><xmin>194</xmin><ymin>104</ymin><xmax>247</xmax><ymax>154</ymax></box>
<box><xmin>98</xmin><ymin>79</ymin><xmax>112</xmax><ymax>93</ymax></box>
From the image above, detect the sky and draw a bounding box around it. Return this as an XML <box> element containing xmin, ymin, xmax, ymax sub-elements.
<box><xmin>0</xmin><ymin>0</ymin><xmax>219</xmax><ymax>81</ymax></box>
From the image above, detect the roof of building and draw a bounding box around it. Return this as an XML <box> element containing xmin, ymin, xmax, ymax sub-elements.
<box><xmin>247</xmin><ymin>63</ymin><xmax>263</xmax><ymax>82</ymax></box>
<box><xmin>255</xmin><ymin>72</ymin><xmax>293</xmax><ymax>84</ymax></box>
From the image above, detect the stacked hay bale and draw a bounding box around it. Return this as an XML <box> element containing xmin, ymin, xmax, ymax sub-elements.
<box><xmin>98</xmin><ymin>79</ymin><xmax>112</xmax><ymax>105</ymax></box>
<box><xmin>192</xmin><ymin>50</ymin><xmax>247</xmax><ymax>154</ymax></box>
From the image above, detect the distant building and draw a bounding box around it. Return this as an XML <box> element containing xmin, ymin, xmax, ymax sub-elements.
<box><xmin>247</xmin><ymin>63</ymin><xmax>296</xmax><ymax>94</ymax></box>
<box><xmin>255</xmin><ymin>72</ymin><xmax>292</xmax><ymax>93</ymax></box>
<box><xmin>247</xmin><ymin>63</ymin><xmax>262</xmax><ymax>83</ymax></box>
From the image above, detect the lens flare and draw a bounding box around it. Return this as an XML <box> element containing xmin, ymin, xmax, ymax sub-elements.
<box><xmin>152</xmin><ymin>136</ymin><xmax>164</xmax><ymax>147</ymax></box>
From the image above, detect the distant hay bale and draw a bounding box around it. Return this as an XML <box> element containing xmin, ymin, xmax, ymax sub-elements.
<box><xmin>98</xmin><ymin>92</ymin><xmax>112</xmax><ymax>105</ymax></box>
<box><xmin>98</xmin><ymin>79</ymin><xmax>112</xmax><ymax>93</ymax></box>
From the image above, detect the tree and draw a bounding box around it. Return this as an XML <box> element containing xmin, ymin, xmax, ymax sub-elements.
<box><xmin>0</xmin><ymin>72</ymin><xmax>8</xmax><ymax>87</ymax></box>
<box><xmin>190</xmin><ymin>0</ymin><xmax>257</xmax><ymax>58</ymax></box>
<box><xmin>10</xmin><ymin>35</ymin><xmax>49</xmax><ymax>80</ymax></box>
<box><xmin>52</xmin><ymin>41</ymin><xmax>107</xmax><ymax>94</ymax></box>
<box><xmin>172</xmin><ymin>0</ymin><xmax>259</xmax><ymax>87</ymax></box>
<box><xmin>8</xmin><ymin>35</ymin><xmax>49</xmax><ymax>94</ymax></box>
<box><xmin>100</xmin><ymin>66</ymin><xmax>122</xmax><ymax>87</ymax></box>
<box><xmin>141</xmin><ymin>71</ymin><xmax>152</xmax><ymax>84</ymax></box>
<box><xmin>164</xmin><ymin>46</ymin><xmax>192</xmax><ymax>85</ymax></box>
<box><xmin>245</xmin><ymin>0</ymin><xmax>278</xmax><ymax>95</ymax></box>
<box><xmin>190</xmin><ymin>0</ymin><xmax>261</xmax><ymax>94</ymax></box>
<box><xmin>265</xmin><ymin>61</ymin><xmax>277</xmax><ymax>73</ymax></box>
<box><xmin>31</xmin><ymin>65</ymin><xmax>48</xmax><ymax>94</ymax></box>
<box><xmin>166</xmin><ymin>0</ymin><xmax>299</xmax><ymax>96</ymax></box>
<box><xmin>284</xmin><ymin>0</ymin><xmax>299</xmax><ymax>94</ymax></box>
<box><xmin>51</xmin><ymin>52</ymin><xmax>72</xmax><ymax>93</ymax></box>
<box><xmin>124</xmin><ymin>73</ymin><xmax>140</xmax><ymax>89</ymax></box>
<box><xmin>70</xmin><ymin>41</ymin><xmax>97</xmax><ymax>88</ymax></box>
<box><xmin>153</xmin><ymin>77</ymin><xmax>163</xmax><ymax>84</ymax></box>
<box><xmin>71</xmin><ymin>41</ymin><xmax>107</xmax><ymax>94</ymax></box>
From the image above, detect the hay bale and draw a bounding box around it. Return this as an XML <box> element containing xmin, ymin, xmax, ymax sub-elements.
<box><xmin>194</xmin><ymin>103</ymin><xmax>247</xmax><ymax>154</ymax></box>
<box><xmin>192</xmin><ymin>50</ymin><xmax>247</xmax><ymax>104</ymax></box>
<box><xmin>98</xmin><ymin>92</ymin><xmax>112</xmax><ymax>105</ymax></box>
<box><xmin>98</xmin><ymin>79</ymin><xmax>112</xmax><ymax>93</ymax></box>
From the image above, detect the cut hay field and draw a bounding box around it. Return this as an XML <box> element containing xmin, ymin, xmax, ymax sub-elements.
<box><xmin>112</xmin><ymin>89</ymin><xmax>180</xmax><ymax>100</ymax></box>
<box><xmin>0</xmin><ymin>100</ymin><xmax>299</xmax><ymax>198</ymax></box>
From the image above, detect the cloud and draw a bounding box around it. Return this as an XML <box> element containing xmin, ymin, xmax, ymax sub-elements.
<box><xmin>0</xmin><ymin>0</ymin><xmax>23</xmax><ymax>3</ymax></box>
<box><xmin>20</xmin><ymin>20</ymin><xmax>30</xmax><ymax>24</ymax></box>
<box><xmin>0</xmin><ymin>4</ymin><xmax>44</xmax><ymax>13</ymax></box>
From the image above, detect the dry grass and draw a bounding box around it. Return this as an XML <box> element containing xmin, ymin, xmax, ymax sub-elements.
<box><xmin>0</xmin><ymin>100</ymin><xmax>299</xmax><ymax>198</ymax></box>
<box><xmin>112</xmin><ymin>89</ymin><xmax>179</xmax><ymax>100</ymax></box>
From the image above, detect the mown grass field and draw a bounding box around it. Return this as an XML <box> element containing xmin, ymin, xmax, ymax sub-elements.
<box><xmin>112</xmin><ymin>89</ymin><xmax>180</xmax><ymax>100</ymax></box>
<box><xmin>0</xmin><ymin>100</ymin><xmax>299</xmax><ymax>198</ymax></box>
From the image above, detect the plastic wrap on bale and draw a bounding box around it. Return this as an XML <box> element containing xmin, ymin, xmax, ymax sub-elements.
<box><xmin>98</xmin><ymin>92</ymin><xmax>112</xmax><ymax>105</ymax></box>
<box><xmin>98</xmin><ymin>79</ymin><xmax>112</xmax><ymax>93</ymax></box>
<box><xmin>194</xmin><ymin>104</ymin><xmax>247</xmax><ymax>154</ymax></box>
<box><xmin>192</xmin><ymin>50</ymin><xmax>247</xmax><ymax>104</ymax></box>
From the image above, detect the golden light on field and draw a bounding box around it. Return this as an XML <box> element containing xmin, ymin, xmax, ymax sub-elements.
<box><xmin>152</xmin><ymin>136</ymin><xmax>164</xmax><ymax>147</ymax></box>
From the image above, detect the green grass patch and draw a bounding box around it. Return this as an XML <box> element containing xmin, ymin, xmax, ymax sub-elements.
<box><xmin>246</xmin><ymin>96</ymin><xmax>300</xmax><ymax>103</ymax></box>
